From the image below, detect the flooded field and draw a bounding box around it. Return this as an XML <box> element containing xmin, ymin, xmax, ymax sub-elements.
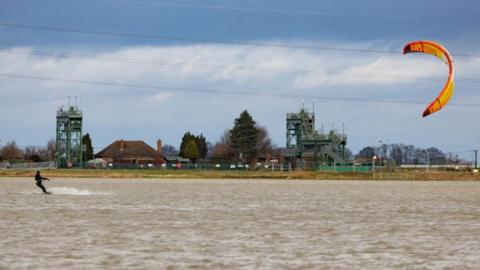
<box><xmin>1</xmin><ymin>178</ymin><xmax>479</xmax><ymax>269</ymax></box>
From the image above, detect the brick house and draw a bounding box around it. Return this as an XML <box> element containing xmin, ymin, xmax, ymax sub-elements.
<box><xmin>95</xmin><ymin>139</ymin><xmax>165</xmax><ymax>168</ymax></box>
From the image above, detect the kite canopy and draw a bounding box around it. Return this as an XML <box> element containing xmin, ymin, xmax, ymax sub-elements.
<box><xmin>403</xmin><ymin>40</ymin><xmax>454</xmax><ymax>117</ymax></box>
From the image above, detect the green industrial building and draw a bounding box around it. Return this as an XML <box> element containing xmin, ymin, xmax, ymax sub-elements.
<box><xmin>56</xmin><ymin>105</ymin><xmax>83</xmax><ymax>168</ymax></box>
<box><xmin>284</xmin><ymin>108</ymin><xmax>347</xmax><ymax>169</ymax></box>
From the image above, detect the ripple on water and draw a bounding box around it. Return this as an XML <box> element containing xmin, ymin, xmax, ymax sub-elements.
<box><xmin>1</xmin><ymin>178</ymin><xmax>480</xmax><ymax>269</ymax></box>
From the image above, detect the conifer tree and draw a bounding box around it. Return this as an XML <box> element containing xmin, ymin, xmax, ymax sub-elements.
<box><xmin>195</xmin><ymin>134</ymin><xmax>208</xmax><ymax>159</ymax></box>
<box><xmin>82</xmin><ymin>133</ymin><xmax>94</xmax><ymax>161</ymax></box>
<box><xmin>229</xmin><ymin>110</ymin><xmax>258</xmax><ymax>163</ymax></box>
<box><xmin>184</xmin><ymin>140</ymin><xmax>200</xmax><ymax>162</ymax></box>
<box><xmin>179</xmin><ymin>132</ymin><xmax>195</xmax><ymax>157</ymax></box>
<box><xmin>180</xmin><ymin>132</ymin><xmax>208</xmax><ymax>160</ymax></box>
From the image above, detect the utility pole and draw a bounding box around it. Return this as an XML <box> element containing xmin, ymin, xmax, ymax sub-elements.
<box><xmin>474</xmin><ymin>150</ymin><xmax>478</xmax><ymax>169</ymax></box>
<box><xmin>426</xmin><ymin>150</ymin><xmax>429</xmax><ymax>173</ymax></box>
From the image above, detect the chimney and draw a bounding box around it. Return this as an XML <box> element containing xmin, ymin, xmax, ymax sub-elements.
<box><xmin>157</xmin><ymin>139</ymin><xmax>162</xmax><ymax>153</ymax></box>
<box><xmin>119</xmin><ymin>139</ymin><xmax>125</xmax><ymax>151</ymax></box>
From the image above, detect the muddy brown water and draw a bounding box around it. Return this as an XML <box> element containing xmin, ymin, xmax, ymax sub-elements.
<box><xmin>1</xmin><ymin>178</ymin><xmax>479</xmax><ymax>269</ymax></box>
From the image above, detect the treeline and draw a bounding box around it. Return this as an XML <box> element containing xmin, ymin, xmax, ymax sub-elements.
<box><xmin>0</xmin><ymin>133</ymin><xmax>94</xmax><ymax>163</ymax></box>
<box><xmin>167</xmin><ymin>111</ymin><xmax>462</xmax><ymax>166</ymax></box>
<box><xmin>162</xmin><ymin>110</ymin><xmax>279</xmax><ymax>164</ymax></box>
<box><xmin>355</xmin><ymin>144</ymin><xmax>462</xmax><ymax>165</ymax></box>
<box><xmin>1</xmin><ymin>110</ymin><xmax>465</xmax><ymax>166</ymax></box>
<box><xmin>0</xmin><ymin>140</ymin><xmax>56</xmax><ymax>163</ymax></box>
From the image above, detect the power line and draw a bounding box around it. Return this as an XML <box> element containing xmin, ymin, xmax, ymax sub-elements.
<box><xmin>1</xmin><ymin>22</ymin><xmax>478</xmax><ymax>58</ymax></box>
<box><xmin>89</xmin><ymin>0</ymin><xmax>480</xmax><ymax>23</ymax></box>
<box><xmin>1</xmin><ymin>72</ymin><xmax>479</xmax><ymax>108</ymax></box>
<box><xmin>2</xmin><ymin>47</ymin><xmax>479</xmax><ymax>83</ymax></box>
<box><xmin>0</xmin><ymin>22</ymin><xmax>394</xmax><ymax>54</ymax></box>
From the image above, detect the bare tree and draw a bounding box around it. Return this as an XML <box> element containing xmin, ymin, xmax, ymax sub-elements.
<box><xmin>255</xmin><ymin>125</ymin><xmax>273</xmax><ymax>156</ymax></box>
<box><xmin>37</xmin><ymin>147</ymin><xmax>49</xmax><ymax>162</ymax></box>
<box><xmin>355</xmin><ymin>147</ymin><xmax>376</xmax><ymax>160</ymax></box>
<box><xmin>357</xmin><ymin>143</ymin><xmax>447</xmax><ymax>166</ymax></box>
<box><xmin>219</xmin><ymin>129</ymin><xmax>231</xmax><ymax>145</ymax></box>
<box><xmin>404</xmin><ymin>145</ymin><xmax>416</xmax><ymax>164</ymax></box>
<box><xmin>389</xmin><ymin>144</ymin><xmax>402</xmax><ymax>165</ymax></box>
<box><xmin>426</xmin><ymin>147</ymin><xmax>447</xmax><ymax>165</ymax></box>
<box><xmin>161</xmin><ymin>144</ymin><xmax>179</xmax><ymax>156</ymax></box>
<box><xmin>211</xmin><ymin>129</ymin><xmax>236</xmax><ymax>162</ymax></box>
<box><xmin>0</xmin><ymin>141</ymin><xmax>24</xmax><ymax>161</ymax></box>
<box><xmin>24</xmin><ymin>146</ymin><xmax>43</xmax><ymax>162</ymax></box>
<box><xmin>344</xmin><ymin>148</ymin><xmax>354</xmax><ymax>161</ymax></box>
<box><xmin>46</xmin><ymin>138</ymin><xmax>56</xmax><ymax>161</ymax></box>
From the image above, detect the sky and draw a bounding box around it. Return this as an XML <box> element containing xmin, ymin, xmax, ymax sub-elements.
<box><xmin>0</xmin><ymin>0</ymin><xmax>479</xmax><ymax>160</ymax></box>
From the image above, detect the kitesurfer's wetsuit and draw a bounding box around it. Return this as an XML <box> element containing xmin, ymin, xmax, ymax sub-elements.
<box><xmin>35</xmin><ymin>172</ymin><xmax>50</xmax><ymax>194</ymax></box>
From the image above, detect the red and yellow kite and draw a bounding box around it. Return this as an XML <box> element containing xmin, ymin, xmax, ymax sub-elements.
<box><xmin>403</xmin><ymin>40</ymin><xmax>454</xmax><ymax>117</ymax></box>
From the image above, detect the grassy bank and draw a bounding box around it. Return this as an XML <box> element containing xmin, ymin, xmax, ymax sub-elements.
<box><xmin>0</xmin><ymin>169</ymin><xmax>479</xmax><ymax>181</ymax></box>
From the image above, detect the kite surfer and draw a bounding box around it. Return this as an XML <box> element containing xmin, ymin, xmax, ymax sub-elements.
<box><xmin>35</xmin><ymin>170</ymin><xmax>51</xmax><ymax>194</ymax></box>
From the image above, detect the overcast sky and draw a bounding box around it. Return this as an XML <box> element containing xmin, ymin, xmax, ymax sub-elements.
<box><xmin>1</xmin><ymin>0</ymin><xmax>479</xmax><ymax>160</ymax></box>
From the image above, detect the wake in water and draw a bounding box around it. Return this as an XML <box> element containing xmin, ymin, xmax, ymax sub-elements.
<box><xmin>7</xmin><ymin>187</ymin><xmax>110</xmax><ymax>196</ymax></box>
<box><xmin>48</xmin><ymin>187</ymin><xmax>109</xmax><ymax>196</ymax></box>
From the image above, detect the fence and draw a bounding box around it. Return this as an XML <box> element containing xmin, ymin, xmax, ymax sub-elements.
<box><xmin>270</xmin><ymin>164</ymin><xmax>292</xmax><ymax>171</ymax></box>
<box><xmin>169</xmin><ymin>163</ymin><xmax>251</xmax><ymax>170</ymax></box>
<box><xmin>1</xmin><ymin>161</ymin><xmax>56</xmax><ymax>170</ymax></box>
<box><xmin>103</xmin><ymin>162</ymin><xmax>293</xmax><ymax>171</ymax></box>
<box><xmin>318</xmin><ymin>165</ymin><xmax>372</xmax><ymax>172</ymax></box>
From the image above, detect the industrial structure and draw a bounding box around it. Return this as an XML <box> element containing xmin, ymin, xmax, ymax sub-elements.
<box><xmin>284</xmin><ymin>108</ymin><xmax>347</xmax><ymax>169</ymax></box>
<box><xmin>56</xmin><ymin>104</ymin><xmax>83</xmax><ymax>168</ymax></box>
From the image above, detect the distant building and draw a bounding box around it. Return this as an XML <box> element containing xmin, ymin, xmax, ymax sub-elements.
<box><xmin>95</xmin><ymin>139</ymin><xmax>165</xmax><ymax>168</ymax></box>
<box><xmin>283</xmin><ymin>108</ymin><xmax>347</xmax><ymax>169</ymax></box>
<box><xmin>164</xmin><ymin>156</ymin><xmax>190</xmax><ymax>168</ymax></box>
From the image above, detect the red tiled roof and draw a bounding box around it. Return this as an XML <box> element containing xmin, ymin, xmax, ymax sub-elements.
<box><xmin>95</xmin><ymin>140</ymin><xmax>164</xmax><ymax>160</ymax></box>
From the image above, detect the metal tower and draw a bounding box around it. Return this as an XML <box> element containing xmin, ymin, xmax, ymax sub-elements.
<box><xmin>285</xmin><ymin>108</ymin><xmax>347</xmax><ymax>169</ymax></box>
<box><xmin>56</xmin><ymin>105</ymin><xmax>83</xmax><ymax>168</ymax></box>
